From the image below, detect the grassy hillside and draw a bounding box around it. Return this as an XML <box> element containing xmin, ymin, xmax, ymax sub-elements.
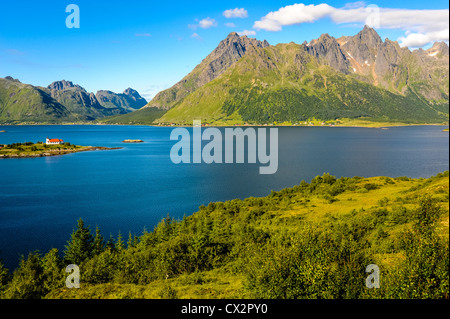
<box><xmin>0</xmin><ymin>78</ymin><xmax>74</xmax><ymax>124</ymax></box>
<box><xmin>1</xmin><ymin>172</ymin><xmax>448</xmax><ymax>299</ymax></box>
<box><xmin>158</xmin><ymin>44</ymin><xmax>449</xmax><ymax>125</ymax></box>
<box><xmin>100</xmin><ymin>107</ymin><xmax>167</xmax><ymax>125</ymax></box>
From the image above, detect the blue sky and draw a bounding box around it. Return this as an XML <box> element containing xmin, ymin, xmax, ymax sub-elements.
<box><xmin>0</xmin><ymin>0</ymin><xmax>448</xmax><ymax>101</ymax></box>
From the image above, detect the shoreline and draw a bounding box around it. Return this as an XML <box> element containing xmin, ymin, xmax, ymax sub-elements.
<box><xmin>0</xmin><ymin>146</ymin><xmax>122</xmax><ymax>159</ymax></box>
<box><xmin>0</xmin><ymin>122</ymin><xmax>448</xmax><ymax>129</ymax></box>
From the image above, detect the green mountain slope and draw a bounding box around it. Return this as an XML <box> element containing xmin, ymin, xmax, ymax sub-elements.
<box><xmin>146</xmin><ymin>32</ymin><xmax>270</xmax><ymax>110</ymax></box>
<box><xmin>100</xmin><ymin>107</ymin><xmax>167</xmax><ymax>125</ymax></box>
<box><xmin>114</xmin><ymin>26</ymin><xmax>447</xmax><ymax>125</ymax></box>
<box><xmin>0</xmin><ymin>78</ymin><xmax>148</xmax><ymax>123</ymax></box>
<box><xmin>158</xmin><ymin>41</ymin><xmax>448</xmax><ymax>125</ymax></box>
<box><xmin>0</xmin><ymin>77</ymin><xmax>74</xmax><ymax>124</ymax></box>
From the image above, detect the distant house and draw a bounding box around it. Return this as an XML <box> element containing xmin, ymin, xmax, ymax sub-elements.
<box><xmin>46</xmin><ymin>137</ymin><xmax>64</xmax><ymax>145</ymax></box>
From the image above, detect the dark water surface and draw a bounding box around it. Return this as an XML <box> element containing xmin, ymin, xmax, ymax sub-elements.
<box><xmin>0</xmin><ymin>125</ymin><xmax>448</xmax><ymax>269</ymax></box>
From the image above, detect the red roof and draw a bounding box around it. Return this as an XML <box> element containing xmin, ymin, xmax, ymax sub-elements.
<box><xmin>48</xmin><ymin>139</ymin><xmax>63</xmax><ymax>143</ymax></box>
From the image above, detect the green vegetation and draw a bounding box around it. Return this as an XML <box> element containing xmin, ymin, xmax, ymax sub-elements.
<box><xmin>0</xmin><ymin>78</ymin><xmax>74</xmax><ymax>124</ymax></box>
<box><xmin>0</xmin><ymin>142</ymin><xmax>119</xmax><ymax>158</ymax></box>
<box><xmin>100</xmin><ymin>107</ymin><xmax>167</xmax><ymax>125</ymax></box>
<box><xmin>0</xmin><ymin>172</ymin><xmax>448</xmax><ymax>299</ymax></box>
<box><xmin>0</xmin><ymin>142</ymin><xmax>82</xmax><ymax>157</ymax></box>
<box><xmin>0</xmin><ymin>78</ymin><xmax>148</xmax><ymax>124</ymax></box>
<box><xmin>158</xmin><ymin>44</ymin><xmax>448</xmax><ymax>126</ymax></box>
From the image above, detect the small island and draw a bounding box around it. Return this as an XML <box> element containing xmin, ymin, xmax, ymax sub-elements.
<box><xmin>0</xmin><ymin>141</ymin><xmax>121</xmax><ymax>159</ymax></box>
<box><xmin>122</xmin><ymin>139</ymin><xmax>144</xmax><ymax>143</ymax></box>
<box><xmin>0</xmin><ymin>130</ymin><xmax>6</xmax><ymax>133</ymax></box>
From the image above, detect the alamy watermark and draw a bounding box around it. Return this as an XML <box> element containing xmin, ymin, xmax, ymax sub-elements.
<box><xmin>169</xmin><ymin>121</ymin><xmax>278</xmax><ymax>174</ymax></box>
<box><xmin>365</xmin><ymin>264</ymin><xmax>380</xmax><ymax>289</ymax></box>
<box><xmin>65</xmin><ymin>264</ymin><xmax>80</xmax><ymax>288</ymax></box>
<box><xmin>66</xmin><ymin>4</ymin><xmax>80</xmax><ymax>29</ymax></box>
<box><xmin>365</xmin><ymin>4</ymin><xmax>381</xmax><ymax>29</ymax></box>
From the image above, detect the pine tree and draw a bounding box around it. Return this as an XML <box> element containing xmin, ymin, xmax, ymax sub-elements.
<box><xmin>92</xmin><ymin>226</ymin><xmax>105</xmax><ymax>256</ymax></box>
<box><xmin>0</xmin><ymin>259</ymin><xmax>9</xmax><ymax>296</ymax></box>
<box><xmin>64</xmin><ymin>218</ymin><xmax>94</xmax><ymax>265</ymax></box>
<box><xmin>3</xmin><ymin>252</ymin><xmax>44</xmax><ymax>299</ymax></box>
<box><xmin>116</xmin><ymin>231</ymin><xmax>125</xmax><ymax>251</ymax></box>
<box><xmin>127</xmin><ymin>232</ymin><xmax>139</xmax><ymax>248</ymax></box>
<box><xmin>41</xmin><ymin>248</ymin><xmax>64</xmax><ymax>292</ymax></box>
<box><xmin>106</xmin><ymin>234</ymin><xmax>116</xmax><ymax>251</ymax></box>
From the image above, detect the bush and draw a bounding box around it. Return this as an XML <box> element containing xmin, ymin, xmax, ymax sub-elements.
<box><xmin>158</xmin><ymin>282</ymin><xmax>178</xmax><ymax>299</ymax></box>
<box><xmin>363</xmin><ymin>183</ymin><xmax>379</xmax><ymax>191</ymax></box>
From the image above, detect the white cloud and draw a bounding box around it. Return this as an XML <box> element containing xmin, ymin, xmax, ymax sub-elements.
<box><xmin>254</xmin><ymin>3</ymin><xmax>334</xmax><ymax>31</ymax></box>
<box><xmin>223</xmin><ymin>8</ymin><xmax>248</xmax><ymax>19</ymax></box>
<box><xmin>191</xmin><ymin>33</ymin><xmax>202</xmax><ymax>41</ymax></box>
<box><xmin>253</xmin><ymin>3</ymin><xmax>449</xmax><ymax>47</ymax></box>
<box><xmin>188</xmin><ymin>17</ymin><xmax>218</xmax><ymax>30</ymax></box>
<box><xmin>398</xmin><ymin>29</ymin><xmax>450</xmax><ymax>48</ymax></box>
<box><xmin>198</xmin><ymin>17</ymin><xmax>217</xmax><ymax>29</ymax></box>
<box><xmin>135</xmin><ymin>33</ymin><xmax>152</xmax><ymax>37</ymax></box>
<box><xmin>238</xmin><ymin>30</ymin><xmax>257</xmax><ymax>36</ymax></box>
<box><xmin>225</xmin><ymin>22</ymin><xmax>236</xmax><ymax>28</ymax></box>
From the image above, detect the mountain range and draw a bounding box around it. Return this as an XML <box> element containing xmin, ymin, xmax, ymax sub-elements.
<box><xmin>0</xmin><ymin>77</ymin><xmax>147</xmax><ymax>124</ymax></box>
<box><xmin>1</xmin><ymin>26</ymin><xmax>448</xmax><ymax>125</ymax></box>
<box><xmin>112</xmin><ymin>26</ymin><xmax>448</xmax><ymax>125</ymax></box>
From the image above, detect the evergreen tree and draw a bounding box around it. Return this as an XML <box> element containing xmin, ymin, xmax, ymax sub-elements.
<box><xmin>106</xmin><ymin>234</ymin><xmax>116</xmax><ymax>251</ymax></box>
<box><xmin>41</xmin><ymin>248</ymin><xmax>64</xmax><ymax>292</ymax></box>
<box><xmin>3</xmin><ymin>252</ymin><xmax>44</xmax><ymax>299</ymax></box>
<box><xmin>92</xmin><ymin>226</ymin><xmax>105</xmax><ymax>256</ymax></box>
<box><xmin>0</xmin><ymin>259</ymin><xmax>10</xmax><ymax>296</ymax></box>
<box><xmin>127</xmin><ymin>232</ymin><xmax>139</xmax><ymax>248</ymax></box>
<box><xmin>116</xmin><ymin>231</ymin><xmax>125</xmax><ymax>251</ymax></box>
<box><xmin>64</xmin><ymin>218</ymin><xmax>94</xmax><ymax>265</ymax></box>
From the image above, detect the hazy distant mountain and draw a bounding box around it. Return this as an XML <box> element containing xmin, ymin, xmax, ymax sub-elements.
<box><xmin>0</xmin><ymin>78</ymin><xmax>147</xmax><ymax>123</ymax></box>
<box><xmin>121</xmin><ymin>26</ymin><xmax>448</xmax><ymax>125</ymax></box>
<box><xmin>96</xmin><ymin>88</ymin><xmax>147</xmax><ymax>112</ymax></box>
<box><xmin>43</xmin><ymin>80</ymin><xmax>110</xmax><ymax>121</ymax></box>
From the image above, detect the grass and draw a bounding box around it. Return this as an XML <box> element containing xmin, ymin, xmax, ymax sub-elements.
<box><xmin>41</xmin><ymin>172</ymin><xmax>449</xmax><ymax>299</ymax></box>
<box><xmin>0</xmin><ymin>142</ymin><xmax>118</xmax><ymax>158</ymax></box>
<box><xmin>0</xmin><ymin>142</ymin><xmax>82</xmax><ymax>155</ymax></box>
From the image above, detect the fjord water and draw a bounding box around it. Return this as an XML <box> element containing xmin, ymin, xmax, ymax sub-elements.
<box><xmin>0</xmin><ymin>125</ymin><xmax>448</xmax><ymax>269</ymax></box>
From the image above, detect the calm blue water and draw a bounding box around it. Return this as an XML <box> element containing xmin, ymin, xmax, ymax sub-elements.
<box><xmin>0</xmin><ymin>125</ymin><xmax>448</xmax><ymax>269</ymax></box>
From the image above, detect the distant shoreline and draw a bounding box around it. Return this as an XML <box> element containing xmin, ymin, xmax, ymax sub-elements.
<box><xmin>0</xmin><ymin>122</ymin><xmax>448</xmax><ymax>129</ymax></box>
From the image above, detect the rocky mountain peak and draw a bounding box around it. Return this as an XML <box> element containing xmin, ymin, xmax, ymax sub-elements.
<box><xmin>427</xmin><ymin>42</ymin><xmax>449</xmax><ymax>56</ymax></box>
<box><xmin>306</xmin><ymin>33</ymin><xmax>349</xmax><ymax>74</ymax></box>
<box><xmin>123</xmin><ymin>88</ymin><xmax>147</xmax><ymax>104</ymax></box>
<box><xmin>360</xmin><ymin>25</ymin><xmax>382</xmax><ymax>45</ymax></box>
<box><xmin>226</xmin><ymin>32</ymin><xmax>240</xmax><ymax>39</ymax></box>
<box><xmin>147</xmin><ymin>32</ymin><xmax>270</xmax><ymax>109</ymax></box>
<box><xmin>4</xmin><ymin>76</ymin><xmax>21</xmax><ymax>83</ymax></box>
<box><xmin>341</xmin><ymin>25</ymin><xmax>382</xmax><ymax>66</ymax></box>
<box><xmin>48</xmin><ymin>80</ymin><xmax>85</xmax><ymax>92</ymax></box>
<box><xmin>123</xmin><ymin>88</ymin><xmax>139</xmax><ymax>96</ymax></box>
<box><xmin>214</xmin><ymin>32</ymin><xmax>270</xmax><ymax>61</ymax></box>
